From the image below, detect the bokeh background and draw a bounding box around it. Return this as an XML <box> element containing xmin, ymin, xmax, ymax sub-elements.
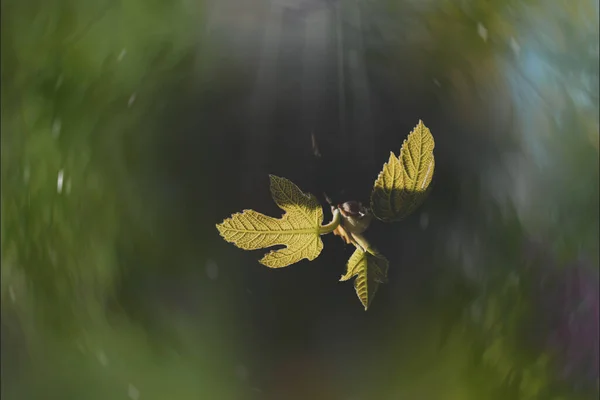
<box><xmin>1</xmin><ymin>0</ymin><xmax>598</xmax><ymax>399</ymax></box>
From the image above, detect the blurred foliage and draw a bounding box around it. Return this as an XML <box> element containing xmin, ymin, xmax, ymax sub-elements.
<box><xmin>1</xmin><ymin>0</ymin><xmax>597</xmax><ymax>399</ymax></box>
<box><xmin>1</xmin><ymin>0</ymin><xmax>242</xmax><ymax>399</ymax></box>
<box><xmin>1</xmin><ymin>0</ymin><xmax>201</xmax><ymax>333</ymax></box>
<box><xmin>2</xmin><ymin>315</ymin><xmax>240</xmax><ymax>400</ymax></box>
<box><xmin>369</xmin><ymin>0</ymin><xmax>599</xmax><ymax>398</ymax></box>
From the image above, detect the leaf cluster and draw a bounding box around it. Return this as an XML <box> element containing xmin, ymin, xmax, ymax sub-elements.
<box><xmin>217</xmin><ymin>120</ymin><xmax>436</xmax><ymax>310</ymax></box>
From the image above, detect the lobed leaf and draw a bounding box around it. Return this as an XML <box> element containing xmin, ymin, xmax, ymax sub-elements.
<box><xmin>371</xmin><ymin>120</ymin><xmax>435</xmax><ymax>222</ymax></box>
<box><xmin>216</xmin><ymin>175</ymin><xmax>324</xmax><ymax>268</ymax></box>
<box><xmin>340</xmin><ymin>247</ymin><xmax>389</xmax><ymax>310</ymax></box>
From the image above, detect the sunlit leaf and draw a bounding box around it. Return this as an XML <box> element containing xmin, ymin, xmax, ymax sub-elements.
<box><xmin>216</xmin><ymin>175</ymin><xmax>324</xmax><ymax>268</ymax></box>
<box><xmin>340</xmin><ymin>247</ymin><xmax>389</xmax><ymax>310</ymax></box>
<box><xmin>371</xmin><ymin>120</ymin><xmax>435</xmax><ymax>222</ymax></box>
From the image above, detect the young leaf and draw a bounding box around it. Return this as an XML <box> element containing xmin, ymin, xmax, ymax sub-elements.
<box><xmin>216</xmin><ymin>175</ymin><xmax>325</xmax><ymax>268</ymax></box>
<box><xmin>371</xmin><ymin>120</ymin><xmax>435</xmax><ymax>222</ymax></box>
<box><xmin>340</xmin><ymin>248</ymin><xmax>389</xmax><ymax>310</ymax></box>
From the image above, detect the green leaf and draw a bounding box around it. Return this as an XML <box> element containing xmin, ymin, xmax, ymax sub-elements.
<box><xmin>371</xmin><ymin>120</ymin><xmax>435</xmax><ymax>222</ymax></box>
<box><xmin>340</xmin><ymin>247</ymin><xmax>389</xmax><ymax>310</ymax></box>
<box><xmin>216</xmin><ymin>175</ymin><xmax>325</xmax><ymax>268</ymax></box>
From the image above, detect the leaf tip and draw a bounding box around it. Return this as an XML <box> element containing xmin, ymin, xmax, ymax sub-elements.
<box><xmin>268</xmin><ymin>174</ymin><xmax>283</xmax><ymax>183</ymax></box>
<box><xmin>257</xmin><ymin>258</ymin><xmax>269</xmax><ymax>268</ymax></box>
<box><xmin>258</xmin><ymin>251</ymin><xmax>277</xmax><ymax>268</ymax></box>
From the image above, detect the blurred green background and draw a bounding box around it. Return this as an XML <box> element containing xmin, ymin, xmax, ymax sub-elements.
<box><xmin>1</xmin><ymin>0</ymin><xmax>598</xmax><ymax>399</ymax></box>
